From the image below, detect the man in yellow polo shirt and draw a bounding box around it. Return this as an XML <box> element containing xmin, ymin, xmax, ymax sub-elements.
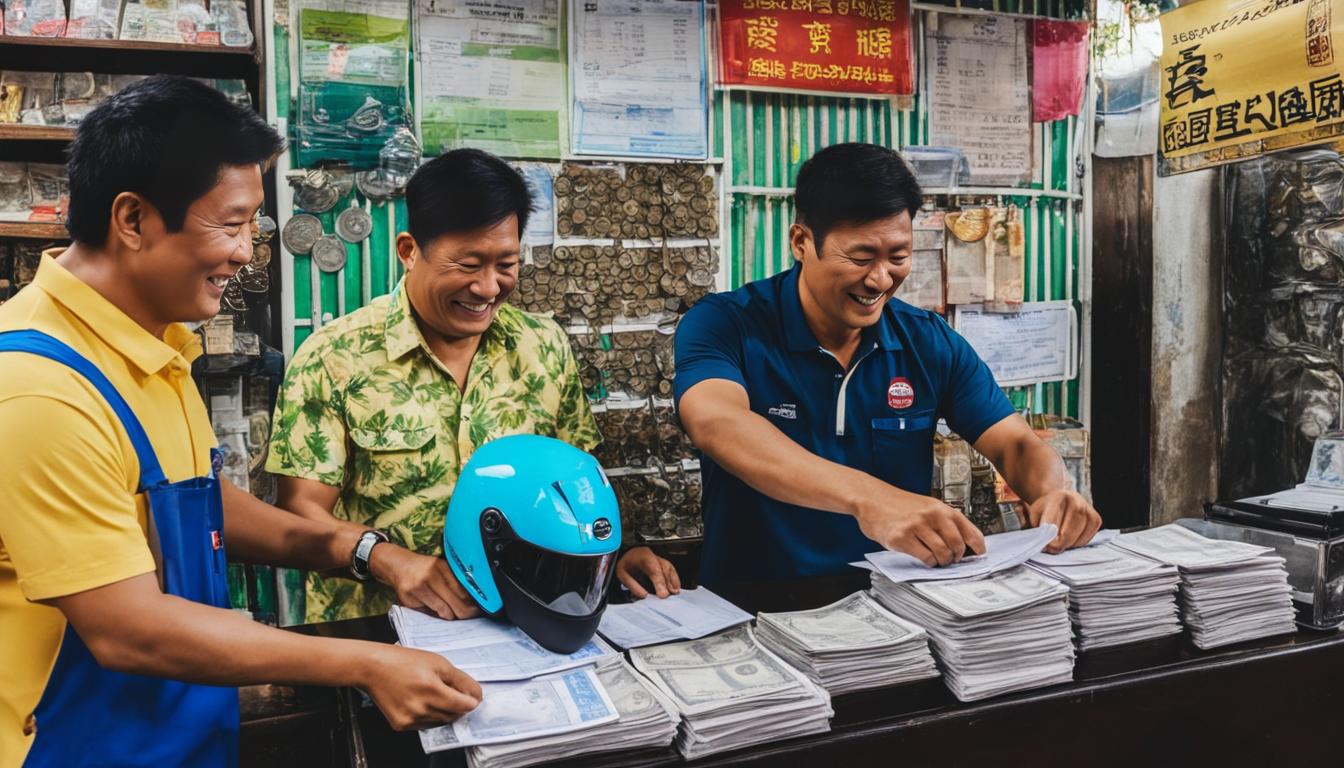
<box><xmin>0</xmin><ymin>76</ymin><xmax>481</xmax><ymax>768</ymax></box>
<box><xmin>269</xmin><ymin>148</ymin><xmax>681</xmax><ymax>624</ymax></box>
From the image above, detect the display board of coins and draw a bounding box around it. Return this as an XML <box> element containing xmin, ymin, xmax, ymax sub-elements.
<box><xmin>555</xmin><ymin>163</ymin><xmax>718</xmax><ymax>239</ymax></box>
<box><xmin>609</xmin><ymin>465</ymin><xmax>704</xmax><ymax>544</ymax></box>
<box><xmin>513</xmin><ymin>244</ymin><xmax>717</xmax><ymax>326</ymax></box>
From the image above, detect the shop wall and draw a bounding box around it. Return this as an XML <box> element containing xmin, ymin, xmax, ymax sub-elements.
<box><xmin>1150</xmin><ymin>167</ymin><xmax>1221</xmax><ymax>524</ymax></box>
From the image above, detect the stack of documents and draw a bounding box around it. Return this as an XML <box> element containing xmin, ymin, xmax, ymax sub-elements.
<box><xmin>467</xmin><ymin>659</ymin><xmax>679</xmax><ymax>768</ymax></box>
<box><xmin>629</xmin><ymin>626</ymin><xmax>833</xmax><ymax>759</ymax></box>
<box><xmin>1028</xmin><ymin>540</ymin><xmax>1182</xmax><ymax>650</ymax></box>
<box><xmin>389</xmin><ymin>607</ymin><xmax>623</xmax><ymax>753</ymax></box>
<box><xmin>1110</xmin><ymin>524</ymin><xmax>1297</xmax><ymax>649</ymax></box>
<box><xmin>597</xmin><ymin>587</ymin><xmax>753</xmax><ymax>649</ymax></box>
<box><xmin>870</xmin><ymin>566</ymin><xmax>1074</xmax><ymax>702</ymax></box>
<box><xmin>755</xmin><ymin>591</ymin><xmax>940</xmax><ymax>694</ymax></box>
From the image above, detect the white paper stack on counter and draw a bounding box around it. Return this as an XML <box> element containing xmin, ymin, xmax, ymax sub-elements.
<box><xmin>1110</xmin><ymin>524</ymin><xmax>1297</xmax><ymax>650</ymax></box>
<box><xmin>629</xmin><ymin>625</ymin><xmax>833</xmax><ymax>760</ymax></box>
<box><xmin>870</xmin><ymin>566</ymin><xmax>1074</xmax><ymax>702</ymax></box>
<box><xmin>389</xmin><ymin>607</ymin><xmax>623</xmax><ymax>754</ymax></box>
<box><xmin>597</xmin><ymin>587</ymin><xmax>753</xmax><ymax>649</ymax></box>
<box><xmin>1028</xmin><ymin>537</ymin><xmax>1182</xmax><ymax>650</ymax></box>
<box><xmin>466</xmin><ymin>658</ymin><xmax>679</xmax><ymax>768</ymax></box>
<box><xmin>754</xmin><ymin>591</ymin><xmax>939</xmax><ymax>695</ymax></box>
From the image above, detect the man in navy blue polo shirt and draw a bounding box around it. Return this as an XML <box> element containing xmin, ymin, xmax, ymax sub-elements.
<box><xmin>675</xmin><ymin>143</ymin><xmax>1101</xmax><ymax>586</ymax></box>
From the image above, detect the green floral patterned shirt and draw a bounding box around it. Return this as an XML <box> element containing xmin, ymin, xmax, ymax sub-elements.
<box><xmin>267</xmin><ymin>281</ymin><xmax>601</xmax><ymax>623</ymax></box>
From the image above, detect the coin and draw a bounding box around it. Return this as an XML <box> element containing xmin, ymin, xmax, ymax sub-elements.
<box><xmin>250</xmin><ymin>243</ymin><xmax>272</xmax><ymax>269</ymax></box>
<box><xmin>311</xmin><ymin>234</ymin><xmax>347</xmax><ymax>273</ymax></box>
<box><xmin>689</xmin><ymin>267</ymin><xmax>714</xmax><ymax>287</ymax></box>
<box><xmin>281</xmin><ymin>213</ymin><xmax>323</xmax><ymax>254</ymax></box>
<box><xmin>293</xmin><ymin>170</ymin><xmax>340</xmax><ymax>213</ymax></box>
<box><xmin>948</xmin><ymin>208</ymin><xmax>991</xmax><ymax>242</ymax></box>
<box><xmin>336</xmin><ymin>206</ymin><xmax>372</xmax><ymax>243</ymax></box>
<box><xmin>355</xmin><ymin>169</ymin><xmax>399</xmax><ymax>202</ymax></box>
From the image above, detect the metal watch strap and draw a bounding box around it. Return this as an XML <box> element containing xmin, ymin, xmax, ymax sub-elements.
<box><xmin>350</xmin><ymin>530</ymin><xmax>389</xmax><ymax>581</ymax></box>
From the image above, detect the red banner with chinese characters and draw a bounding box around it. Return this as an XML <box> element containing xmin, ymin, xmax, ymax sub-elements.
<box><xmin>719</xmin><ymin>0</ymin><xmax>914</xmax><ymax>96</ymax></box>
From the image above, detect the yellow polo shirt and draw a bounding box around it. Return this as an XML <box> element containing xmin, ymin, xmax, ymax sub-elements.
<box><xmin>0</xmin><ymin>254</ymin><xmax>216</xmax><ymax>766</ymax></box>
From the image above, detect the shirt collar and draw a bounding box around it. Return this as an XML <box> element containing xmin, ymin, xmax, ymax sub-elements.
<box><xmin>780</xmin><ymin>263</ymin><xmax>903</xmax><ymax>354</ymax></box>
<box><xmin>34</xmin><ymin>252</ymin><xmax>202</xmax><ymax>374</ymax></box>
<box><xmin>383</xmin><ymin>278</ymin><xmax>522</xmax><ymax>361</ymax></box>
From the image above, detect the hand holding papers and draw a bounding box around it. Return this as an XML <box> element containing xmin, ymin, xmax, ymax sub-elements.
<box><xmin>862</xmin><ymin>524</ymin><xmax>1058</xmax><ymax>583</ymax></box>
<box><xmin>390</xmin><ymin>607</ymin><xmax>617</xmax><ymax>681</ymax></box>
<box><xmin>597</xmin><ymin>588</ymin><xmax>752</xmax><ymax>649</ymax></box>
<box><xmin>420</xmin><ymin>667</ymin><xmax>619</xmax><ymax>752</ymax></box>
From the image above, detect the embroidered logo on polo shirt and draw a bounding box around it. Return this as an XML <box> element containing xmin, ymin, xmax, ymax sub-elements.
<box><xmin>887</xmin><ymin>378</ymin><xmax>915</xmax><ymax>409</ymax></box>
<box><xmin>767</xmin><ymin>403</ymin><xmax>798</xmax><ymax>420</ymax></box>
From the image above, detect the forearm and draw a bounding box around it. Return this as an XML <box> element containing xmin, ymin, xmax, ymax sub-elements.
<box><xmin>222</xmin><ymin>479</ymin><xmax>364</xmax><ymax>571</ymax></box>
<box><xmin>690</xmin><ymin>405</ymin><xmax>900</xmax><ymax>517</ymax></box>
<box><xmin>996</xmin><ymin>435</ymin><xmax>1069</xmax><ymax>505</ymax></box>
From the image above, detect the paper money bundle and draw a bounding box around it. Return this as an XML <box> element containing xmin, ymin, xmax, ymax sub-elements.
<box><xmin>466</xmin><ymin>659</ymin><xmax>679</xmax><ymax>768</ymax></box>
<box><xmin>1111</xmin><ymin>524</ymin><xmax>1297</xmax><ymax>649</ymax></box>
<box><xmin>1028</xmin><ymin>544</ymin><xmax>1182</xmax><ymax>650</ymax></box>
<box><xmin>629</xmin><ymin>626</ymin><xmax>833</xmax><ymax>760</ymax></box>
<box><xmin>870</xmin><ymin>566</ymin><xmax>1074</xmax><ymax>702</ymax></box>
<box><xmin>755</xmin><ymin>592</ymin><xmax>940</xmax><ymax>695</ymax></box>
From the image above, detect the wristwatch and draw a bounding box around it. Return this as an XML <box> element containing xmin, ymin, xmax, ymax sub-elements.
<box><xmin>350</xmin><ymin>529</ymin><xmax>390</xmax><ymax>582</ymax></box>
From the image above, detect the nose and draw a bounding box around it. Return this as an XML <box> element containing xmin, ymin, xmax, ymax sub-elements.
<box><xmin>470</xmin><ymin>266</ymin><xmax>504</xmax><ymax>301</ymax></box>
<box><xmin>864</xmin><ymin>261</ymin><xmax>895</xmax><ymax>294</ymax></box>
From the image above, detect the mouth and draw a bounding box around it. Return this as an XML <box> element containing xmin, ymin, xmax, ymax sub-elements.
<box><xmin>452</xmin><ymin>299</ymin><xmax>496</xmax><ymax>318</ymax></box>
<box><xmin>206</xmin><ymin>274</ymin><xmax>235</xmax><ymax>296</ymax></box>
<box><xmin>849</xmin><ymin>292</ymin><xmax>884</xmax><ymax>308</ymax></box>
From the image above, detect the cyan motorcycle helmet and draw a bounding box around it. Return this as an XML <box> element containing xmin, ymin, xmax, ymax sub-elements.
<box><xmin>444</xmin><ymin>434</ymin><xmax>622</xmax><ymax>653</ymax></box>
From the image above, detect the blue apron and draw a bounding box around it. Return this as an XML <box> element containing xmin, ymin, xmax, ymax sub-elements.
<box><xmin>0</xmin><ymin>330</ymin><xmax>239</xmax><ymax>768</ymax></box>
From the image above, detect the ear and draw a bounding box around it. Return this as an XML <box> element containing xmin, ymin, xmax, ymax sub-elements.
<box><xmin>395</xmin><ymin>232</ymin><xmax>420</xmax><ymax>272</ymax></box>
<box><xmin>789</xmin><ymin>223</ymin><xmax>814</xmax><ymax>263</ymax></box>
<box><xmin>109</xmin><ymin>192</ymin><xmax>149</xmax><ymax>251</ymax></box>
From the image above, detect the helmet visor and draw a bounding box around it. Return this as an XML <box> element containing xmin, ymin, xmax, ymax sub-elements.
<box><xmin>497</xmin><ymin>539</ymin><xmax>616</xmax><ymax>617</ymax></box>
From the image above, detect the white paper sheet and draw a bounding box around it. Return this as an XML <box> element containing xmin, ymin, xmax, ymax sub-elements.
<box><xmin>953</xmin><ymin>301</ymin><xmax>1075</xmax><ymax>387</ymax></box>
<box><xmin>862</xmin><ymin>524</ymin><xmax>1057</xmax><ymax>584</ymax></box>
<box><xmin>390</xmin><ymin>607</ymin><xmax>617</xmax><ymax>682</ymax></box>
<box><xmin>925</xmin><ymin>15</ymin><xmax>1032</xmax><ymax>185</ymax></box>
<box><xmin>569</xmin><ymin>0</ymin><xmax>708</xmax><ymax>158</ymax></box>
<box><xmin>597</xmin><ymin>588</ymin><xmax>752</xmax><ymax>649</ymax></box>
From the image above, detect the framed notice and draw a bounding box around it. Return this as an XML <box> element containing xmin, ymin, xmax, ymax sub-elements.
<box><xmin>953</xmin><ymin>301</ymin><xmax>1077</xmax><ymax>387</ymax></box>
<box><xmin>924</xmin><ymin>15</ymin><xmax>1032</xmax><ymax>185</ymax></box>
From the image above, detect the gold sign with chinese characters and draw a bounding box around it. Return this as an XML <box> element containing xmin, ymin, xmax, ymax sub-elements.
<box><xmin>1159</xmin><ymin>0</ymin><xmax>1344</xmax><ymax>175</ymax></box>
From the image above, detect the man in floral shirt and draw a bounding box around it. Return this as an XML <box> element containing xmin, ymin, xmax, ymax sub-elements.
<box><xmin>268</xmin><ymin>149</ymin><xmax>678</xmax><ymax>623</ymax></box>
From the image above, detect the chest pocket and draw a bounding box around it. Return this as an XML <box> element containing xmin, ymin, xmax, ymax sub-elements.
<box><xmin>347</xmin><ymin>398</ymin><xmax>437</xmax><ymax>489</ymax></box>
<box><xmin>870</xmin><ymin>410</ymin><xmax>937</xmax><ymax>494</ymax></box>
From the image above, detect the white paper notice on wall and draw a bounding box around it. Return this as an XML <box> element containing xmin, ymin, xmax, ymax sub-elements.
<box><xmin>953</xmin><ymin>301</ymin><xmax>1077</xmax><ymax>387</ymax></box>
<box><xmin>924</xmin><ymin>14</ymin><xmax>1032</xmax><ymax>186</ymax></box>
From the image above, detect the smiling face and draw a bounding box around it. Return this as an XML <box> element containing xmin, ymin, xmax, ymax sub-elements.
<box><xmin>793</xmin><ymin>211</ymin><xmax>913</xmax><ymax>335</ymax></box>
<box><xmin>397</xmin><ymin>214</ymin><xmax>521</xmax><ymax>343</ymax></box>
<box><xmin>125</xmin><ymin>164</ymin><xmax>263</xmax><ymax>324</ymax></box>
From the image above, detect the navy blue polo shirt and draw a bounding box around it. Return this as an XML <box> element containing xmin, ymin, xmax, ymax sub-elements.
<box><xmin>673</xmin><ymin>264</ymin><xmax>1015</xmax><ymax>586</ymax></box>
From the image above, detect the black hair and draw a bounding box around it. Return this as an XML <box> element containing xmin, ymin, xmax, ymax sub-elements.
<box><xmin>793</xmin><ymin>142</ymin><xmax>922</xmax><ymax>251</ymax></box>
<box><xmin>65</xmin><ymin>75</ymin><xmax>285</xmax><ymax>247</ymax></box>
<box><xmin>405</xmin><ymin>148</ymin><xmax>532</xmax><ymax>249</ymax></box>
